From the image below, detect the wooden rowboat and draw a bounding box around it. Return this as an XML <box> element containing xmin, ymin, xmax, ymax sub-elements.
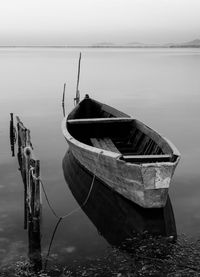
<box><xmin>62</xmin><ymin>94</ymin><xmax>180</xmax><ymax>208</ymax></box>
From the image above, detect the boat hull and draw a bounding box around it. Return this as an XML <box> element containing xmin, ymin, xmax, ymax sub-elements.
<box><xmin>64</xmin><ymin>135</ymin><xmax>179</xmax><ymax>208</ymax></box>
<box><xmin>62</xmin><ymin>96</ymin><xmax>180</xmax><ymax>208</ymax></box>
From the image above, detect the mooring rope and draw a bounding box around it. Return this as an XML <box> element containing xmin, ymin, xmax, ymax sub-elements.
<box><xmin>31</xmin><ymin>151</ymin><xmax>102</xmax><ymax>270</ymax></box>
<box><xmin>30</xmin><ymin>151</ymin><xmax>101</xmax><ymax>220</ymax></box>
<box><xmin>43</xmin><ymin>169</ymin><xmax>97</xmax><ymax>270</ymax></box>
<box><xmin>39</xmin><ymin>172</ymin><xmax>96</xmax><ymax>220</ymax></box>
<box><xmin>30</xmin><ymin>163</ymin><xmax>96</xmax><ymax>270</ymax></box>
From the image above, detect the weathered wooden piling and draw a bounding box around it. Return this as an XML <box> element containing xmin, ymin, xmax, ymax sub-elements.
<box><xmin>16</xmin><ymin>116</ymin><xmax>41</xmax><ymax>226</ymax></box>
<box><xmin>14</xmin><ymin>115</ymin><xmax>42</xmax><ymax>270</ymax></box>
<box><xmin>9</xmin><ymin>113</ymin><xmax>15</xmax><ymax>156</ymax></box>
<box><xmin>16</xmin><ymin>116</ymin><xmax>28</xmax><ymax>229</ymax></box>
<box><xmin>33</xmin><ymin>160</ymin><xmax>41</xmax><ymax>233</ymax></box>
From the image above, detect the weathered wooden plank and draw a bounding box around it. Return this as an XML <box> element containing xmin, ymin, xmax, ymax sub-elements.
<box><xmin>67</xmin><ymin>117</ymin><xmax>133</xmax><ymax>124</ymax></box>
<box><xmin>122</xmin><ymin>154</ymin><xmax>171</xmax><ymax>163</ymax></box>
<box><xmin>91</xmin><ymin>137</ymin><xmax>120</xmax><ymax>153</ymax></box>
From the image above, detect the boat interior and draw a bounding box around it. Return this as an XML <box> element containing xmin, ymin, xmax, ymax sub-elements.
<box><xmin>67</xmin><ymin>97</ymin><xmax>177</xmax><ymax>163</ymax></box>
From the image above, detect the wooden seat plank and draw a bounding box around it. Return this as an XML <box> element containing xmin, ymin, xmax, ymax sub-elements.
<box><xmin>67</xmin><ymin>117</ymin><xmax>133</xmax><ymax>125</ymax></box>
<box><xmin>122</xmin><ymin>154</ymin><xmax>171</xmax><ymax>163</ymax></box>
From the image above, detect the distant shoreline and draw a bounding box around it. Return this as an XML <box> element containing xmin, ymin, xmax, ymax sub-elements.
<box><xmin>0</xmin><ymin>45</ymin><xmax>200</xmax><ymax>49</ymax></box>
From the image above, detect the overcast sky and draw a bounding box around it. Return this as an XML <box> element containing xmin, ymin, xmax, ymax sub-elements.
<box><xmin>0</xmin><ymin>0</ymin><xmax>199</xmax><ymax>45</ymax></box>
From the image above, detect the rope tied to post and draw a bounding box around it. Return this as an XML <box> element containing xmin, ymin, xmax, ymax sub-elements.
<box><xmin>29</xmin><ymin>150</ymin><xmax>102</xmax><ymax>220</ymax></box>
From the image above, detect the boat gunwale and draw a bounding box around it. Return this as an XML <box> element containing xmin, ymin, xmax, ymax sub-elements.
<box><xmin>67</xmin><ymin>117</ymin><xmax>133</xmax><ymax>124</ymax></box>
<box><xmin>62</xmin><ymin>117</ymin><xmax>180</xmax><ymax>166</ymax></box>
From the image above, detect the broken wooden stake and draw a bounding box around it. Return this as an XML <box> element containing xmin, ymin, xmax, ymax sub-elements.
<box><xmin>14</xmin><ymin>115</ymin><xmax>42</xmax><ymax>270</ymax></box>
<box><xmin>9</xmin><ymin>113</ymin><xmax>15</xmax><ymax>156</ymax></box>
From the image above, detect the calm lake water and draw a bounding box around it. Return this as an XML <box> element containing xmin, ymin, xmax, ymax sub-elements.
<box><xmin>0</xmin><ymin>48</ymin><xmax>200</xmax><ymax>273</ymax></box>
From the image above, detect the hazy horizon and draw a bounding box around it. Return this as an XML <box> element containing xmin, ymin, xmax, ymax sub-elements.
<box><xmin>0</xmin><ymin>0</ymin><xmax>199</xmax><ymax>46</ymax></box>
<box><xmin>0</xmin><ymin>38</ymin><xmax>200</xmax><ymax>47</ymax></box>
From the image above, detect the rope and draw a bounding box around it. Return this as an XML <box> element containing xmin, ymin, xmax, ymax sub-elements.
<box><xmin>30</xmin><ymin>151</ymin><xmax>102</xmax><ymax>220</ymax></box>
<box><xmin>30</xmin><ymin>170</ymin><xmax>95</xmax><ymax>220</ymax></box>
<box><xmin>29</xmin><ymin>166</ymin><xmax>61</xmax><ymax>219</ymax></box>
<box><xmin>44</xmin><ymin>217</ymin><xmax>62</xmax><ymax>270</ymax></box>
<box><xmin>25</xmin><ymin>151</ymin><xmax>102</xmax><ymax>270</ymax></box>
<box><xmin>40</xmin><ymin>151</ymin><xmax>102</xmax><ymax>270</ymax></box>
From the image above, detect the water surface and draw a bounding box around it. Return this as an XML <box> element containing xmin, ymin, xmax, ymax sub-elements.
<box><xmin>0</xmin><ymin>48</ymin><xmax>200</xmax><ymax>271</ymax></box>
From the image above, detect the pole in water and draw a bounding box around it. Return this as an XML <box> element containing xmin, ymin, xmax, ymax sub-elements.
<box><xmin>74</xmin><ymin>52</ymin><xmax>81</xmax><ymax>106</ymax></box>
<box><xmin>9</xmin><ymin>113</ymin><xmax>15</xmax><ymax>156</ymax></box>
<box><xmin>62</xmin><ymin>83</ymin><xmax>66</xmax><ymax>117</ymax></box>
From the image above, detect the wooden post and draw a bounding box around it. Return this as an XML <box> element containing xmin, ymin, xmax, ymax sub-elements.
<box><xmin>9</xmin><ymin>113</ymin><xmax>15</xmax><ymax>156</ymax></box>
<box><xmin>17</xmin><ymin>122</ymin><xmax>27</xmax><ymax>229</ymax></box>
<box><xmin>25</xmin><ymin>129</ymin><xmax>31</xmax><ymax>222</ymax></box>
<box><xmin>28</xmin><ymin>157</ymin><xmax>42</xmax><ymax>272</ymax></box>
<box><xmin>15</xmin><ymin>116</ymin><xmax>42</xmax><ymax>270</ymax></box>
<box><xmin>62</xmin><ymin>83</ymin><xmax>66</xmax><ymax>117</ymax></box>
<box><xmin>33</xmin><ymin>160</ymin><xmax>41</xmax><ymax>233</ymax></box>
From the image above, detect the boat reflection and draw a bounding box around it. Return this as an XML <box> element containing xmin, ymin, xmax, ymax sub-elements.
<box><xmin>62</xmin><ymin>150</ymin><xmax>177</xmax><ymax>247</ymax></box>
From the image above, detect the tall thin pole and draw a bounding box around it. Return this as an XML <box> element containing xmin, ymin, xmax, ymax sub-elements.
<box><xmin>62</xmin><ymin>83</ymin><xmax>66</xmax><ymax>117</ymax></box>
<box><xmin>74</xmin><ymin>52</ymin><xmax>82</xmax><ymax>106</ymax></box>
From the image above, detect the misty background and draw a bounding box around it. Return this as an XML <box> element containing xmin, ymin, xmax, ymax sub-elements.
<box><xmin>0</xmin><ymin>0</ymin><xmax>200</xmax><ymax>46</ymax></box>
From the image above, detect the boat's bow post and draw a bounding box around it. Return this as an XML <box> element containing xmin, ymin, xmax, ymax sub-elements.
<box><xmin>74</xmin><ymin>52</ymin><xmax>82</xmax><ymax>106</ymax></box>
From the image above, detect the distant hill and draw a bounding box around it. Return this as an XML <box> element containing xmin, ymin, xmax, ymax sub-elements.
<box><xmin>186</xmin><ymin>39</ymin><xmax>200</xmax><ymax>45</ymax></box>
<box><xmin>127</xmin><ymin>42</ymin><xmax>145</xmax><ymax>46</ymax></box>
<box><xmin>0</xmin><ymin>39</ymin><xmax>200</xmax><ymax>48</ymax></box>
<box><xmin>92</xmin><ymin>39</ymin><xmax>200</xmax><ymax>48</ymax></box>
<box><xmin>166</xmin><ymin>39</ymin><xmax>200</xmax><ymax>48</ymax></box>
<box><xmin>92</xmin><ymin>42</ymin><xmax>116</xmax><ymax>47</ymax></box>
